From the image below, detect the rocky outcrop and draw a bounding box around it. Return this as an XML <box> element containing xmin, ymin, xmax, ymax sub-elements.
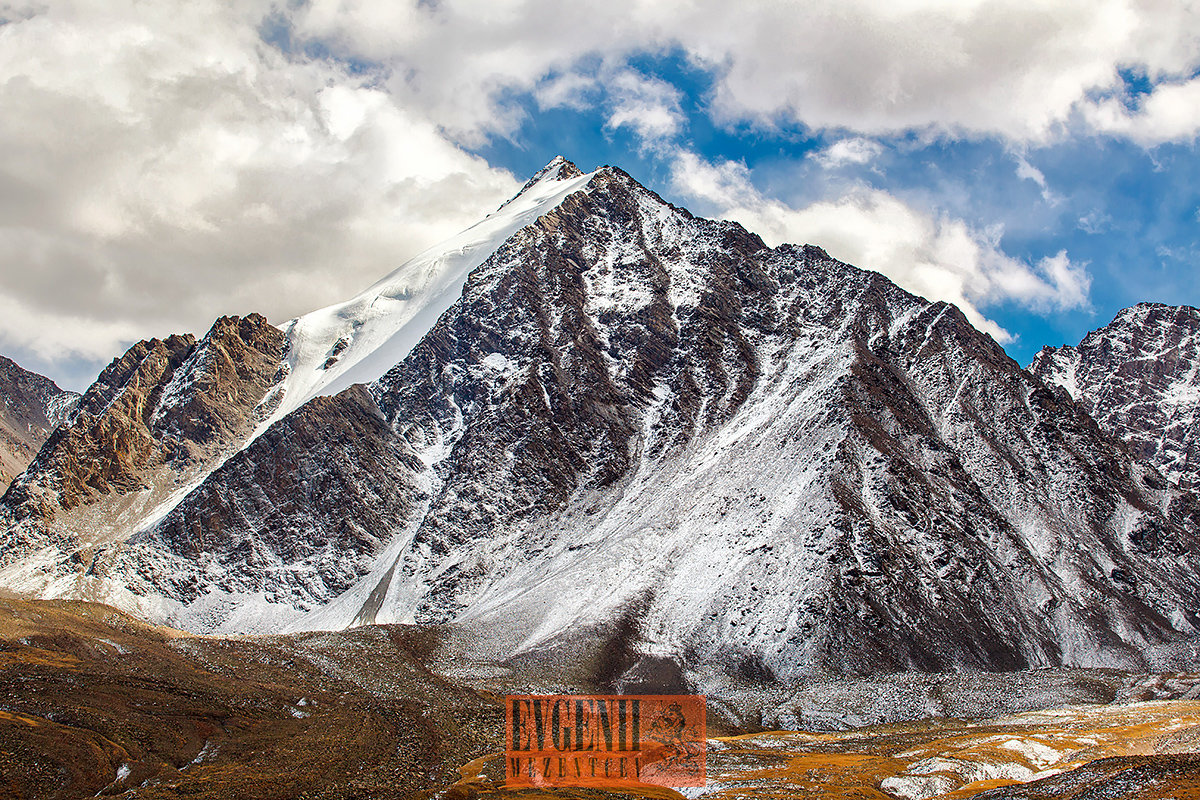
<box><xmin>125</xmin><ymin>387</ymin><xmax>430</xmax><ymax>616</ymax></box>
<box><xmin>1031</xmin><ymin>303</ymin><xmax>1200</xmax><ymax>491</ymax></box>
<box><xmin>1</xmin><ymin>314</ymin><xmax>285</xmax><ymax>525</ymax></box>
<box><xmin>0</xmin><ymin>356</ymin><xmax>78</xmax><ymax>493</ymax></box>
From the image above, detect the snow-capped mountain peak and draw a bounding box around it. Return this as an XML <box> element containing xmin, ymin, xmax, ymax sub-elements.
<box><xmin>3</xmin><ymin>161</ymin><xmax>1199</xmax><ymax>688</ymax></box>
<box><xmin>1032</xmin><ymin>302</ymin><xmax>1200</xmax><ymax>490</ymax></box>
<box><xmin>248</xmin><ymin>157</ymin><xmax>597</xmax><ymax>443</ymax></box>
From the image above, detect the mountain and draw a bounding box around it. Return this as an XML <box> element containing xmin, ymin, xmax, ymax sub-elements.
<box><xmin>1031</xmin><ymin>303</ymin><xmax>1200</xmax><ymax>492</ymax></box>
<box><xmin>2</xmin><ymin>159</ymin><xmax>1198</xmax><ymax>688</ymax></box>
<box><xmin>0</xmin><ymin>314</ymin><xmax>285</xmax><ymax>560</ymax></box>
<box><xmin>0</xmin><ymin>355</ymin><xmax>78</xmax><ymax>493</ymax></box>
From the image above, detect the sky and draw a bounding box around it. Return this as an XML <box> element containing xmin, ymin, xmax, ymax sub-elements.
<box><xmin>1</xmin><ymin>1</ymin><xmax>1198</xmax><ymax>391</ymax></box>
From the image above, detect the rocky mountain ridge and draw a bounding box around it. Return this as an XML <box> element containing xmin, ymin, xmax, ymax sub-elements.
<box><xmin>0</xmin><ymin>314</ymin><xmax>285</xmax><ymax>564</ymax></box>
<box><xmin>1</xmin><ymin>159</ymin><xmax>1198</xmax><ymax>687</ymax></box>
<box><xmin>1031</xmin><ymin>302</ymin><xmax>1200</xmax><ymax>492</ymax></box>
<box><xmin>0</xmin><ymin>355</ymin><xmax>78</xmax><ymax>493</ymax></box>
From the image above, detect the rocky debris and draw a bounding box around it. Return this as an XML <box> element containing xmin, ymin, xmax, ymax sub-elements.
<box><xmin>1032</xmin><ymin>303</ymin><xmax>1200</xmax><ymax>491</ymax></box>
<box><xmin>0</xmin><ymin>598</ymin><xmax>496</xmax><ymax>800</ymax></box>
<box><xmin>0</xmin><ymin>355</ymin><xmax>78</xmax><ymax>493</ymax></box>
<box><xmin>5</xmin><ymin>596</ymin><xmax>1200</xmax><ymax>800</ymax></box>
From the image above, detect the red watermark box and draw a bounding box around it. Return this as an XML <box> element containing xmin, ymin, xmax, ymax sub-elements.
<box><xmin>504</xmin><ymin>694</ymin><xmax>706</xmax><ymax>788</ymax></box>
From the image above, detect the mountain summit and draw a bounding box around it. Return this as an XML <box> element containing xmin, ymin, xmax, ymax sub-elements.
<box><xmin>2</xmin><ymin>159</ymin><xmax>1198</xmax><ymax>688</ymax></box>
<box><xmin>1032</xmin><ymin>303</ymin><xmax>1200</xmax><ymax>492</ymax></box>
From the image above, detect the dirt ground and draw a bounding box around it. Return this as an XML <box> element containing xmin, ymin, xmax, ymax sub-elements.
<box><xmin>1</xmin><ymin>599</ymin><xmax>1197</xmax><ymax>800</ymax></box>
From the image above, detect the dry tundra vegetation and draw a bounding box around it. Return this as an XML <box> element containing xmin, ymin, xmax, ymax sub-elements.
<box><xmin>1</xmin><ymin>598</ymin><xmax>1198</xmax><ymax>800</ymax></box>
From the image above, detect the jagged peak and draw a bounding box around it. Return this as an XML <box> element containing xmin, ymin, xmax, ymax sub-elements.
<box><xmin>536</xmin><ymin>154</ymin><xmax>584</xmax><ymax>181</ymax></box>
<box><xmin>498</xmin><ymin>156</ymin><xmax>586</xmax><ymax>212</ymax></box>
<box><xmin>1109</xmin><ymin>301</ymin><xmax>1200</xmax><ymax>327</ymax></box>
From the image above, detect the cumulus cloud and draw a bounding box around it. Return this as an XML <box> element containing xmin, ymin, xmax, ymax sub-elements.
<box><xmin>604</xmin><ymin>70</ymin><xmax>686</xmax><ymax>146</ymax></box>
<box><xmin>1081</xmin><ymin>77</ymin><xmax>1200</xmax><ymax>144</ymax></box>
<box><xmin>535</xmin><ymin>72</ymin><xmax>598</xmax><ymax>111</ymax></box>
<box><xmin>811</xmin><ymin>138</ymin><xmax>884</xmax><ymax>169</ymax></box>
<box><xmin>1</xmin><ymin>0</ymin><xmax>1190</xmax><ymax>386</ymax></box>
<box><xmin>0</xmin><ymin>292</ymin><xmax>141</xmax><ymax>363</ymax></box>
<box><xmin>286</xmin><ymin>0</ymin><xmax>1200</xmax><ymax>143</ymax></box>
<box><xmin>0</xmin><ymin>0</ymin><xmax>518</xmax><ymax>387</ymax></box>
<box><xmin>669</xmin><ymin>153</ymin><xmax>1090</xmax><ymax>342</ymax></box>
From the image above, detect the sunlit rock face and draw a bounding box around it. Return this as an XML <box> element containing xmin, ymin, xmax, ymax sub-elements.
<box><xmin>0</xmin><ymin>355</ymin><xmax>77</xmax><ymax>494</ymax></box>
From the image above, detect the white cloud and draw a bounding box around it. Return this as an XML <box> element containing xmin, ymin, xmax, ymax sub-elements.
<box><xmin>669</xmin><ymin>153</ymin><xmax>1090</xmax><ymax>343</ymax></box>
<box><xmin>0</xmin><ymin>0</ymin><xmax>519</xmax><ymax>386</ymax></box>
<box><xmin>535</xmin><ymin>72</ymin><xmax>597</xmax><ymax>111</ymax></box>
<box><xmin>0</xmin><ymin>292</ymin><xmax>141</xmax><ymax>362</ymax></box>
<box><xmin>811</xmin><ymin>138</ymin><xmax>884</xmax><ymax>169</ymax></box>
<box><xmin>1014</xmin><ymin>155</ymin><xmax>1048</xmax><ymax>190</ymax></box>
<box><xmin>1011</xmin><ymin>151</ymin><xmax>1062</xmax><ymax>205</ymax></box>
<box><xmin>0</xmin><ymin>0</ymin><xmax>1189</xmax><ymax>385</ymax></box>
<box><xmin>604</xmin><ymin>70</ymin><xmax>686</xmax><ymax>145</ymax></box>
<box><xmin>286</xmin><ymin>0</ymin><xmax>1200</xmax><ymax>144</ymax></box>
<box><xmin>1078</xmin><ymin>210</ymin><xmax>1112</xmax><ymax>235</ymax></box>
<box><xmin>1081</xmin><ymin>77</ymin><xmax>1200</xmax><ymax>144</ymax></box>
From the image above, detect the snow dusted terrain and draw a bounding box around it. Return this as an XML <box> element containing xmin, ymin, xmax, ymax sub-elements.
<box><xmin>1032</xmin><ymin>303</ymin><xmax>1200</xmax><ymax>491</ymax></box>
<box><xmin>0</xmin><ymin>159</ymin><xmax>595</xmax><ymax>609</ymax></box>
<box><xmin>2</xmin><ymin>159</ymin><xmax>1199</xmax><ymax>686</ymax></box>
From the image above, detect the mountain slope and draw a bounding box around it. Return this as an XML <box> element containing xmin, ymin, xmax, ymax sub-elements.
<box><xmin>0</xmin><ymin>355</ymin><xmax>78</xmax><ymax>492</ymax></box>
<box><xmin>2</xmin><ymin>160</ymin><xmax>1198</xmax><ymax>684</ymax></box>
<box><xmin>245</xmin><ymin>156</ymin><xmax>595</xmax><ymax>438</ymax></box>
<box><xmin>1031</xmin><ymin>303</ymin><xmax>1200</xmax><ymax>491</ymax></box>
<box><xmin>0</xmin><ymin>314</ymin><xmax>286</xmax><ymax>567</ymax></box>
<box><xmin>0</xmin><ymin>158</ymin><xmax>602</xmax><ymax>621</ymax></box>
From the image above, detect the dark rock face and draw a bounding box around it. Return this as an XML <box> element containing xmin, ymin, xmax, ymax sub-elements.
<box><xmin>111</xmin><ymin>164</ymin><xmax>1200</xmax><ymax>680</ymax></box>
<box><xmin>1</xmin><ymin>314</ymin><xmax>284</xmax><ymax>523</ymax></box>
<box><xmin>1031</xmin><ymin>303</ymin><xmax>1200</xmax><ymax>491</ymax></box>
<box><xmin>0</xmin><ymin>356</ymin><xmax>78</xmax><ymax>492</ymax></box>
<box><xmin>130</xmin><ymin>387</ymin><xmax>430</xmax><ymax>613</ymax></box>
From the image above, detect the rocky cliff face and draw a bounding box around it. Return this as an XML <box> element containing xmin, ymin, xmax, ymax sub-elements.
<box><xmin>0</xmin><ymin>356</ymin><xmax>78</xmax><ymax>493</ymax></box>
<box><xmin>78</xmin><ymin>162</ymin><xmax>1198</xmax><ymax>683</ymax></box>
<box><xmin>1031</xmin><ymin>303</ymin><xmax>1200</xmax><ymax>492</ymax></box>
<box><xmin>0</xmin><ymin>314</ymin><xmax>285</xmax><ymax>564</ymax></box>
<box><xmin>3</xmin><ymin>161</ymin><xmax>1198</xmax><ymax>684</ymax></box>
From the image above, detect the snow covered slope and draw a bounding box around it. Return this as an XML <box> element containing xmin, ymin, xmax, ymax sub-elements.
<box><xmin>249</xmin><ymin>156</ymin><xmax>595</xmax><ymax>437</ymax></box>
<box><xmin>0</xmin><ymin>157</ymin><xmax>595</xmax><ymax>590</ymax></box>
<box><xmin>1031</xmin><ymin>303</ymin><xmax>1200</xmax><ymax>491</ymax></box>
<box><xmin>80</xmin><ymin>163</ymin><xmax>1200</xmax><ymax>682</ymax></box>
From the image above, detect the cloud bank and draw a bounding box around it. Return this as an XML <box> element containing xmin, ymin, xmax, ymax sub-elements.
<box><xmin>2</xmin><ymin>0</ymin><xmax>1196</xmax><ymax>385</ymax></box>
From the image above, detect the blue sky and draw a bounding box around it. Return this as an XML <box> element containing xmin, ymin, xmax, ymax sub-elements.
<box><xmin>475</xmin><ymin>50</ymin><xmax>1200</xmax><ymax>367</ymax></box>
<box><xmin>1</xmin><ymin>1</ymin><xmax>1198</xmax><ymax>389</ymax></box>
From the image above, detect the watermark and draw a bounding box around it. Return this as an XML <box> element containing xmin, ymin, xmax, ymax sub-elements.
<box><xmin>505</xmin><ymin>694</ymin><xmax>706</xmax><ymax>788</ymax></box>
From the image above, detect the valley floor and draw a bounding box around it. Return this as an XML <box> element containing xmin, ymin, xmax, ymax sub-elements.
<box><xmin>0</xmin><ymin>599</ymin><xmax>1197</xmax><ymax>800</ymax></box>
